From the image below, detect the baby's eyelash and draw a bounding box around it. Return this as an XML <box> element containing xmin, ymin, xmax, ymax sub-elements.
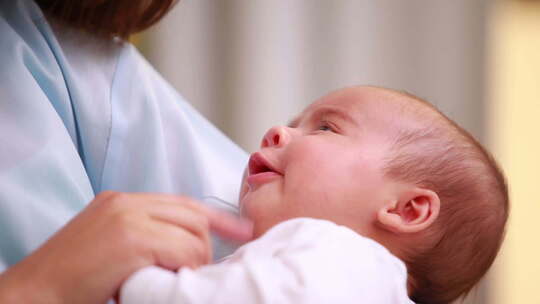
<box><xmin>317</xmin><ymin>120</ymin><xmax>337</xmax><ymax>132</ymax></box>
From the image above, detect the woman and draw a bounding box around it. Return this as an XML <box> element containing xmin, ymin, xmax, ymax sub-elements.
<box><xmin>0</xmin><ymin>0</ymin><xmax>251</xmax><ymax>302</ymax></box>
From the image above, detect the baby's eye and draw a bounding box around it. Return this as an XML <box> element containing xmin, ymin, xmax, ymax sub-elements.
<box><xmin>316</xmin><ymin>121</ymin><xmax>337</xmax><ymax>133</ymax></box>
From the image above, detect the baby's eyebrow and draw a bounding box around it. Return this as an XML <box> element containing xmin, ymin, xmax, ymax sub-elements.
<box><xmin>287</xmin><ymin>116</ymin><xmax>301</xmax><ymax>128</ymax></box>
<box><xmin>288</xmin><ymin>106</ymin><xmax>358</xmax><ymax>128</ymax></box>
<box><xmin>311</xmin><ymin>106</ymin><xmax>359</xmax><ymax>127</ymax></box>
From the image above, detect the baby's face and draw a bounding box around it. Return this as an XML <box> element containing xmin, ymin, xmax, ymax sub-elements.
<box><xmin>240</xmin><ymin>86</ymin><xmax>409</xmax><ymax>238</ymax></box>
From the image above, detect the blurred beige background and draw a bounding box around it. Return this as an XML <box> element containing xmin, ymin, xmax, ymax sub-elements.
<box><xmin>136</xmin><ymin>0</ymin><xmax>540</xmax><ymax>303</ymax></box>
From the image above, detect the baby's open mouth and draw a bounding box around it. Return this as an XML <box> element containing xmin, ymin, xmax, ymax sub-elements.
<box><xmin>246</xmin><ymin>153</ymin><xmax>283</xmax><ymax>189</ymax></box>
<box><xmin>248</xmin><ymin>152</ymin><xmax>281</xmax><ymax>176</ymax></box>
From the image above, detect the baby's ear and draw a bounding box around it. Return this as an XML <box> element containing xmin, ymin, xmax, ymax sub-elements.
<box><xmin>377</xmin><ymin>188</ymin><xmax>440</xmax><ymax>234</ymax></box>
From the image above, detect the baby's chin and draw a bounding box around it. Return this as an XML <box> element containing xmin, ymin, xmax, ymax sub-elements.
<box><xmin>237</xmin><ymin>201</ymin><xmax>271</xmax><ymax>237</ymax></box>
<box><xmin>238</xmin><ymin>195</ymin><xmax>259</xmax><ymax>223</ymax></box>
<box><xmin>238</xmin><ymin>196</ymin><xmax>257</xmax><ymax>218</ymax></box>
<box><xmin>238</xmin><ymin>200</ymin><xmax>248</xmax><ymax>218</ymax></box>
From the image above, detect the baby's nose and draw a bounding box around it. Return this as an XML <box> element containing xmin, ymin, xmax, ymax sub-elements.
<box><xmin>261</xmin><ymin>126</ymin><xmax>290</xmax><ymax>148</ymax></box>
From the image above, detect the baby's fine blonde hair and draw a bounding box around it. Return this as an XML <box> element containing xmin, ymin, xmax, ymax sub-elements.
<box><xmin>382</xmin><ymin>91</ymin><xmax>508</xmax><ymax>304</ymax></box>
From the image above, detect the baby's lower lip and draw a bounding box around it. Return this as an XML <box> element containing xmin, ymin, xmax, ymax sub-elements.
<box><xmin>247</xmin><ymin>172</ymin><xmax>281</xmax><ymax>188</ymax></box>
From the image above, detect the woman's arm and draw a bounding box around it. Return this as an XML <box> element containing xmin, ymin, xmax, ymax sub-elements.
<box><xmin>0</xmin><ymin>192</ymin><xmax>252</xmax><ymax>304</ymax></box>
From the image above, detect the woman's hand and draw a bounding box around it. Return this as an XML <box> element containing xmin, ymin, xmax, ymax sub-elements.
<box><xmin>0</xmin><ymin>191</ymin><xmax>253</xmax><ymax>304</ymax></box>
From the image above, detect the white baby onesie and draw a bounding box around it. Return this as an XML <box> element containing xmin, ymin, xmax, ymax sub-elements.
<box><xmin>121</xmin><ymin>218</ymin><xmax>414</xmax><ymax>304</ymax></box>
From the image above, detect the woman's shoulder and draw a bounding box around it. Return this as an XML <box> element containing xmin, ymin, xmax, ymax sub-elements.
<box><xmin>49</xmin><ymin>17</ymin><xmax>125</xmax><ymax>99</ymax></box>
<box><xmin>0</xmin><ymin>0</ymin><xmax>127</xmax><ymax>120</ymax></box>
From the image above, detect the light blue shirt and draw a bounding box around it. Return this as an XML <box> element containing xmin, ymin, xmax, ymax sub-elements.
<box><xmin>0</xmin><ymin>0</ymin><xmax>248</xmax><ymax>270</ymax></box>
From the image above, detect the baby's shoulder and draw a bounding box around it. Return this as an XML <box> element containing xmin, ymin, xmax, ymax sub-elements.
<box><xmin>239</xmin><ymin>218</ymin><xmax>406</xmax><ymax>271</ymax></box>
<box><xmin>229</xmin><ymin>218</ymin><xmax>413</xmax><ymax>303</ymax></box>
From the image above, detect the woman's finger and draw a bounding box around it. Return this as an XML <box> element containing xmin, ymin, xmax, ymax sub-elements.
<box><xmin>204</xmin><ymin>207</ymin><xmax>254</xmax><ymax>241</ymax></box>
<box><xmin>112</xmin><ymin>192</ymin><xmax>254</xmax><ymax>242</ymax></box>
<box><xmin>147</xmin><ymin>220</ymin><xmax>212</xmax><ymax>269</ymax></box>
<box><xmin>148</xmin><ymin>206</ymin><xmax>211</xmax><ymax>244</ymax></box>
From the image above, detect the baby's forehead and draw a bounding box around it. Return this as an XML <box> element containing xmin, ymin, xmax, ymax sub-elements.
<box><xmin>295</xmin><ymin>86</ymin><xmax>424</xmax><ymax>126</ymax></box>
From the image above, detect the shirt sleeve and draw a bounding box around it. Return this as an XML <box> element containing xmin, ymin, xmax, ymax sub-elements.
<box><xmin>120</xmin><ymin>218</ymin><xmax>414</xmax><ymax>304</ymax></box>
<box><xmin>0</xmin><ymin>0</ymin><xmax>96</xmax><ymax>269</ymax></box>
<box><xmin>0</xmin><ymin>0</ymin><xmax>248</xmax><ymax>270</ymax></box>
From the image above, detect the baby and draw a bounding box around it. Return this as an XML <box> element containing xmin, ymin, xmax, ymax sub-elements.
<box><xmin>120</xmin><ymin>86</ymin><xmax>508</xmax><ymax>304</ymax></box>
